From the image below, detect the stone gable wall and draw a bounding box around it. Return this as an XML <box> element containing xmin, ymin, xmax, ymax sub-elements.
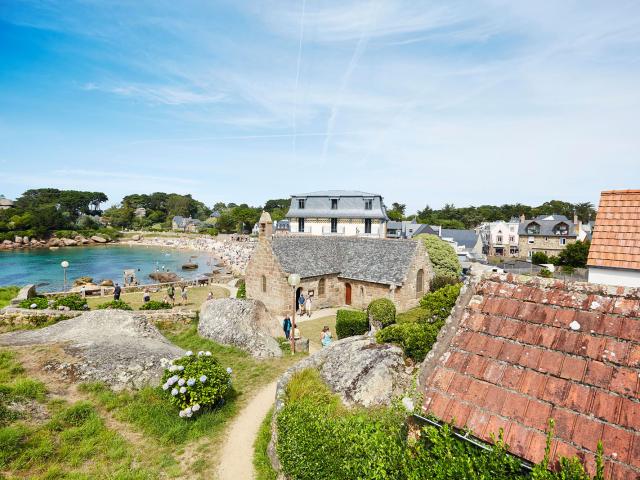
<box><xmin>245</xmin><ymin>238</ymin><xmax>292</xmax><ymax>316</ymax></box>
<box><xmin>518</xmin><ymin>235</ymin><xmax>576</xmax><ymax>258</ymax></box>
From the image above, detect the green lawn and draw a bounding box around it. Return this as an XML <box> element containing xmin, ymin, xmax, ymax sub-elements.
<box><xmin>254</xmin><ymin>407</ymin><xmax>277</xmax><ymax>480</ymax></box>
<box><xmin>0</xmin><ymin>286</ymin><xmax>19</xmax><ymax>308</ymax></box>
<box><xmin>85</xmin><ymin>284</ymin><xmax>229</xmax><ymax>310</ymax></box>
<box><xmin>297</xmin><ymin>315</ymin><xmax>337</xmax><ymax>350</ymax></box>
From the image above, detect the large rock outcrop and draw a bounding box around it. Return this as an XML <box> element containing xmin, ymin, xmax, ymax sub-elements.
<box><xmin>0</xmin><ymin>310</ymin><xmax>183</xmax><ymax>389</ymax></box>
<box><xmin>276</xmin><ymin>336</ymin><xmax>412</xmax><ymax>408</ymax></box>
<box><xmin>198</xmin><ymin>298</ymin><xmax>282</xmax><ymax>358</ymax></box>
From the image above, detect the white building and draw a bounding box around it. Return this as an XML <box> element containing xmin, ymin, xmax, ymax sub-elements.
<box><xmin>478</xmin><ymin>218</ymin><xmax>520</xmax><ymax>257</ymax></box>
<box><xmin>588</xmin><ymin>190</ymin><xmax>640</xmax><ymax>287</ymax></box>
<box><xmin>285</xmin><ymin>190</ymin><xmax>388</xmax><ymax>237</ymax></box>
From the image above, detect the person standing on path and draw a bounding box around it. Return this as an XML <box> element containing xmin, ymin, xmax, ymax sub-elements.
<box><xmin>167</xmin><ymin>284</ymin><xmax>175</xmax><ymax>306</ymax></box>
<box><xmin>298</xmin><ymin>291</ymin><xmax>306</xmax><ymax>315</ymax></box>
<box><xmin>282</xmin><ymin>315</ymin><xmax>292</xmax><ymax>340</ymax></box>
<box><xmin>113</xmin><ymin>283</ymin><xmax>121</xmax><ymax>301</ymax></box>
<box><xmin>181</xmin><ymin>286</ymin><xmax>188</xmax><ymax>305</ymax></box>
<box><xmin>306</xmin><ymin>295</ymin><xmax>312</xmax><ymax>317</ymax></box>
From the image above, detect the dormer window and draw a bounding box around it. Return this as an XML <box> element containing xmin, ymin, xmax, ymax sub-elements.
<box><xmin>331</xmin><ymin>199</ymin><xmax>338</xmax><ymax>210</ymax></box>
<box><xmin>364</xmin><ymin>199</ymin><xmax>373</xmax><ymax>210</ymax></box>
<box><xmin>526</xmin><ymin>222</ymin><xmax>540</xmax><ymax>235</ymax></box>
<box><xmin>298</xmin><ymin>199</ymin><xmax>305</xmax><ymax>209</ymax></box>
<box><xmin>553</xmin><ymin>222</ymin><xmax>569</xmax><ymax>235</ymax></box>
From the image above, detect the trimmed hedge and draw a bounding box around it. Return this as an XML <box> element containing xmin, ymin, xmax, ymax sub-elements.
<box><xmin>415</xmin><ymin>234</ymin><xmax>461</xmax><ymax>278</ymax></box>
<box><xmin>376</xmin><ymin>322</ymin><xmax>441</xmax><ymax>362</ymax></box>
<box><xmin>367</xmin><ymin>298</ymin><xmax>396</xmax><ymax>328</ymax></box>
<box><xmin>96</xmin><ymin>300</ymin><xmax>133</xmax><ymax>311</ymax></box>
<box><xmin>335</xmin><ymin>310</ymin><xmax>368</xmax><ymax>339</ymax></box>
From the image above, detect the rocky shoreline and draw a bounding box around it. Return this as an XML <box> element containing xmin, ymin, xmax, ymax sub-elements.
<box><xmin>0</xmin><ymin>234</ymin><xmax>114</xmax><ymax>250</ymax></box>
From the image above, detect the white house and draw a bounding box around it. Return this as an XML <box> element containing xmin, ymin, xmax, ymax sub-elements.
<box><xmin>478</xmin><ymin>218</ymin><xmax>520</xmax><ymax>257</ymax></box>
<box><xmin>285</xmin><ymin>190</ymin><xmax>389</xmax><ymax>237</ymax></box>
<box><xmin>588</xmin><ymin>189</ymin><xmax>640</xmax><ymax>287</ymax></box>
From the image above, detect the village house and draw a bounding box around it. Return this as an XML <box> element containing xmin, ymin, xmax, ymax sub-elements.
<box><xmin>479</xmin><ymin>218</ymin><xmax>520</xmax><ymax>257</ymax></box>
<box><xmin>386</xmin><ymin>220</ymin><xmax>437</xmax><ymax>239</ymax></box>
<box><xmin>0</xmin><ymin>196</ymin><xmax>15</xmax><ymax>210</ymax></box>
<box><xmin>588</xmin><ymin>189</ymin><xmax>640</xmax><ymax>287</ymax></box>
<box><xmin>517</xmin><ymin>214</ymin><xmax>580</xmax><ymax>259</ymax></box>
<box><xmin>285</xmin><ymin>190</ymin><xmax>388</xmax><ymax>237</ymax></box>
<box><xmin>440</xmin><ymin>229</ymin><xmax>484</xmax><ymax>263</ymax></box>
<box><xmin>245</xmin><ymin>212</ymin><xmax>433</xmax><ymax>316</ymax></box>
<box><xmin>171</xmin><ymin>215</ymin><xmax>203</xmax><ymax>233</ymax></box>
<box><xmin>133</xmin><ymin>207</ymin><xmax>146</xmax><ymax>218</ymax></box>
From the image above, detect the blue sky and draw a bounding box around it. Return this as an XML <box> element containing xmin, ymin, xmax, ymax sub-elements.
<box><xmin>1</xmin><ymin>1</ymin><xmax>639</xmax><ymax>212</ymax></box>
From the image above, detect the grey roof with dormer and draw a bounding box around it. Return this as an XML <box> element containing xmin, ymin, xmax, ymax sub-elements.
<box><xmin>441</xmin><ymin>229</ymin><xmax>480</xmax><ymax>249</ymax></box>
<box><xmin>286</xmin><ymin>190</ymin><xmax>388</xmax><ymax>220</ymax></box>
<box><xmin>518</xmin><ymin>215</ymin><xmax>577</xmax><ymax>237</ymax></box>
<box><xmin>271</xmin><ymin>236</ymin><xmax>419</xmax><ymax>285</ymax></box>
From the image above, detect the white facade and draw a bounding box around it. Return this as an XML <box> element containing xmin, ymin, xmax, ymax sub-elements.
<box><xmin>588</xmin><ymin>267</ymin><xmax>640</xmax><ymax>288</ymax></box>
<box><xmin>290</xmin><ymin>218</ymin><xmax>385</xmax><ymax>237</ymax></box>
<box><xmin>480</xmin><ymin>220</ymin><xmax>520</xmax><ymax>256</ymax></box>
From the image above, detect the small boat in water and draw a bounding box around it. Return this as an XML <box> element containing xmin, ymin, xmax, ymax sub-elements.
<box><xmin>181</xmin><ymin>263</ymin><xmax>198</xmax><ymax>270</ymax></box>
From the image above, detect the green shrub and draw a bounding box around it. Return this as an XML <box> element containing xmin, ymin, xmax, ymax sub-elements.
<box><xmin>532</xmin><ymin>252</ymin><xmax>549</xmax><ymax>265</ymax></box>
<box><xmin>561</xmin><ymin>265</ymin><xmax>576</xmax><ymax>275</ymax></box>
<box><xmin>18</xmin><ymin>297</ymin><xmax>49</xmax><ymax>309</ymax></box>
<box><xmin>419</xmin><ymin>283</ymin><xmax>462</xmax><ymax>323</ymax></box>
<box><xmin>430</xmin><ymin>274</ymin><xmax>459</xmax><ymax>291</ymax></box>
<box><xmin>376</xmin><ymin>322</ymin><xmax>441</xmax><ymax>361</ymax></box>
<box><xmin>367</xmin><ymin>298</ymin><xmax>396</xmax><ymax>328</ymax></box>
<box><xmin>236</xmin><ymin>280</ymin><xmax>246</xmax><ymax>299</ymax></box>
<box><xmin>161</xmin><ymin>350</ymin><xmax>232</xmax><ymax>418</ymax></box>
<box><xmin>415</xmin><ymin>234</ymin><xmax>461</xmax><ymax>278</ymax></box>
<box><xmin>53</xmin><ymin>294</ymin><xmax>87</xmax><ymax>311</ymax></box>
<box><xmin>335</xmin><ymin>310</ymin><xmax>368</xmax><ymax>339</ymax></box>
<box><xmin>539</xmin><ymin>268</ymin><xmax>553</xmax><ymax>278</ymax></box>
<box><xmin>95</xmin><ymin>300</ymin><xmax>133</xmax><ymax>310</ymax></box>
<box><xmin>140</xmin><ymin>300</ymin><xmax>172</xmax><ymax>310</ymax></box>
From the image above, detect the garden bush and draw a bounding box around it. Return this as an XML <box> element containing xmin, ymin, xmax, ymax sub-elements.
<box><xmin>430</xmin><ymin>274</ymin><xmax>459</xmax><ymax>291</ymax></box>
<box><xmin>539</xmin><ymin>268</ymin><xmax>553</xmax><ymax>278</ymax></box>
<box><xmin>419</xmin><ymin>283</ymin><xmax>462</xmax><ymax>323</ymax></box>
<box><xmin>53</xmin><ymin>294</ymin><xmax>87</xmax><ymax>311</ymax></box>
<box><xmin>376</xmin><ymin>322</ymin><xmax>441</xmax><ymax>362</ymax></box>
<box><xmin>95</xmin><ymin>300</ymin><xmax>133</xmax><ymax>310</ymax></box>
<box><xmin>335</xmin><ymin>310</ymin><xmax>368</xmax><ymax>339</ymax></box>
<box><xmin>415</xmin><ymin>234</ymin><xmax>461</xmax><ymax>278</ymax></box>
<box><xmin>236</xmin><ymin>280</ymin><xmax>246</xmax><ymax>299</ymax></box>
<box><xmin>140</xmin><ymin>300</ymin><xmax>172</xmax><ymax>310</ymax></box>
<box><xmin>18</xmin><ymin>297</ymin><xmax>49</xmax><ymax>309</ymax></box>
<box><xmin>531</xmin><ymin>252</ymin><xmax>549</xmax><ymax>265</ymax></box>
<box><xmin>161</xmin><ymin>350</ymin><xmax>232</xmax><ymax>418</ymax></box>
<box><xmin>367</xmin><ymin>298</ymin><xmax>396</xmax><ymax>328</ymax></box>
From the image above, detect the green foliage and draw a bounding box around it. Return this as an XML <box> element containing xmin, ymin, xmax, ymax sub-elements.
<box><xmin>429</xmin><ymin>274</ymin><xmax>459</xmax><ymax>291</ymax></box>
<box><xmin>236</xmin><ymin>280</ymin><xmax>246</xmax><ymax>299</ymax></box>
<box><xmin>376</xmin><ymin>322</ymin><xmax>441</xmax><ymax>361</ymax></box>
<box><xmin>561</xmin><ymin>265</ymin><xmax>576</xmax><ymax>275</ymax></box>
<box><xmin>53</xmin><ymin>294</ymin><xmax>87</xmax><ymax>311</ymax></box>
<box><xmin>539</xmin><ymin>268</ymin><xmax>553</xmax><ymax>278</ymax></box>
<box><xmin>254</xmin><ymin>407</ymin><xmax>277</xmax><ymax>480</ymax></box>
<box><xmin>95</xmin><ymin>300</ymin><xmax>133</xmax><ymax>310</ymax></box>
<box><xmin>419</xmin><ymin>283</ymin><xmax>462</xmax><ymax>323</ymax></box>
<box><xmin>335</xmin><ymin>310</ymin><xmax>368</xmax><ymax>339</ymax></box>
<box><xmin>558</xmin><ymin>240</ymin><xmax>590</xmax><ymax>268</ymax></box>
<box><xmin>532</xmin><ymin>252</ymin><xmax>550</xmax><ymax>265</ymax></box>
<box><xmin>18</xmin><ymin>296</ymin><xmax>49</xmax><ymax>309</ymax></box>
<box><xmin>415</xmin><ymin>234</ymin><xmax>461</xmax><ymax>278</ymax></box>
<box><xmin>367</xmin><ymin>298</ymin><xmax>396</xmax><ymax>328</ymax></box>
<box><xmin>0</xmin><ymin>286</ymin><xmax>19</xmax><ymax>309</ymax></box>
<box><xmin>161</xmin><ymin>351</ymin><xmax>232</xmax><ymax>416</ymax></box>
<box><xmin>139</xmin><ymin>300</ymin><xmax>172</xmax><ymax>310</ymax></box>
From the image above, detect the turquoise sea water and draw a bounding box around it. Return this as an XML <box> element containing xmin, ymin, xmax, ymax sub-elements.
<box><xmin>0</xmin><ymin>245</ymin><xmax>219</xmax><ymax>292</ymax></box>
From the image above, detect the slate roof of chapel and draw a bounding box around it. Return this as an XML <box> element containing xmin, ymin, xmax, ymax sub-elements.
<box><xmin>588</xmin><ymin>190</ymin><xmax>640</xmax><ymax>271</ymax></box>
<box><xmin>270</xmin><ymin>236</ymin><xmax>419</xmax><ymax>286</ymax></box>
<box><xmin>421</xmin><ymin>274</ymin><xmax>640</xmax><ymax>479</ymax></box>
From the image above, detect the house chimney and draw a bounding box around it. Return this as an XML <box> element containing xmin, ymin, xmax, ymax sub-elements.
<box><xmin>258</xmin><ymin>211</ymin><xmax>273</xmax><ymax>240</ymax></box>
<box><xmin>519</xmin><ymin>213</ymin><xmax>525</xmax><ymax>223</ymax></box>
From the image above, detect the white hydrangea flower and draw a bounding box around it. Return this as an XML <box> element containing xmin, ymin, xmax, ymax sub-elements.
<box><xmin>205</xmin><ymin>351</ymin><xmax>212</xmax><ymax>356</ymax></box>
<box><xmin>187</xmin><ymin>378</ymin><xmax>195</xmax><ymax>386</ymax></box>
<box><xmin>192</xmin><ymin>404</ymin><xmax>200</xmax><ymax>412</ymax></box>
<box><xmin>185</xmin><ymin>406</ymin><xmax>192</xmax><ymax>414</ymax></box>
<box><xmin>162</xmin><ymin>383</ymin><xmax>169</xmax><ymax>391</ymax></box>
<box><xmin>197</xmin><ymin>351</ymin><xmax>204</xmax><ymax>356</ymax></box>
<box><xmin>185</xmin><ymin>350</ymin><xmax>193</xmax><ymax>356</ymax></box>
<box><xmin>200</xmin><ymin>375</ymin><xmax>207</xmax><ymax>383</ymax></box>
<box><xmin>178</xmin><ymin>378</ymin><xmax>185</xmax><ymax>386</ymax></box>
<box><xmin>179</xmin><ymin>386</ymin><xmax>187</xmax><ymax>393</ymax></box>
<box><xmin>171</xmin><ymin>388</ymin><xmax>178</xmax><ymax>396</ymax></box>
<box><xmin>179</xmin><ymin>410</ymin><xmax>185</xmax><ymax>418</ymax></box>
<box><xmin>186</xmin><ymin>410</ymin><xmax>193</xmax><ymax>418</ymax></box>
<box><xmin>226</xmin><ymin>367</ymin><xmax>233</xmax><ymax>374</ymax></box>
<box><xmin>177</xmin><ymin>366</ymin><xmax>184</xmax><ymax>371</ymax></box>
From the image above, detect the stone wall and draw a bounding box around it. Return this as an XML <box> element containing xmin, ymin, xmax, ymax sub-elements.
<box><xmin>518</xmin><ymin>235</ymin><xmax>576</xmax><ymax>258</ymax></box>
<box><xmin>245</xmin><ymin>238</ymin><xmax>292</xmax><ymax>316</ymax></box>
<box><xmin>393</xmin><ymin>240</ymin><xmax>434</xmax><ymax>311</ymax></box>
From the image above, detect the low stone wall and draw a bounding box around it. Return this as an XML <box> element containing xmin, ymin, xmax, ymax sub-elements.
<box><xmin>0</xmin><ymin>307</ymin><xmax>197</xmax><ymax>329</ymax></box>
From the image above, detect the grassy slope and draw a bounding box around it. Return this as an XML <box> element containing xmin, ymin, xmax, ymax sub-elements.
<box><xmin>0</xmin><ymin>286</ymin><xmax>19</xmax><ymax>308</ymax></box>
<box><xmin>85</xmin><ymin>284</ymin><xmax>229</xmax><ymax>310</ymax></box>
<box><xmin>253</xmin><ymin>407</ymin><xmax>277</xmax><ymax>480</ymax></box>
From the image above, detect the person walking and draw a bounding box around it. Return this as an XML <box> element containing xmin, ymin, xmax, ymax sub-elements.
<box><xmin>282</xmin><ymin>315</ymin><xmax>292</xmax><ymax>340</ymax></box>
<box><xmin>113</xmin><ymin>283</ymin><xmax>121</xmax><ymax>301</ymax></box>
<box><xmin>321</xmin><ymin>326</ymin><xmax>333</xmax><ymax>347</ymax></box>
<box><xmin>167</xmin><ymin>284</ymin><xmax>175</xmax><ymax>306</ymax></box>
<box><xmin>298</xmin><ymin>292</ymin><xmax>306</xmax><ymax>315</ymax></box>
<box><xmin>181</xmin><ymin>286</ymin><xmax>188</xmax><ymax>305</ymax></box>
<box><xmin>80</xmin><ymin>285</ymin><xmax>86</xmax><ymax>299</ymax></box>
<box><xmin>206</xmin><ymin>291</ymin><xmax>213</xmax><ymax>301</ymax></box>
<box><xmin>306</xmin><ymin>295</ymin><xmax>312</xmax><ymax>318</ymax></box>
<box><xmin>142</xmin><ymin>289</ymin><xmax>150</xmax><ymax>303</ymax></box>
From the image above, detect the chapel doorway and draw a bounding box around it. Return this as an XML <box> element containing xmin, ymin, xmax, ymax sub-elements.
<box><xmin>295</xmin><ymin>287</ymin><xmax>303</xmax><ymax>312</ymax></box>
<box><xmin>345</xmin><ymin>283</ymin><xmax>352</xmax><ymax>305</ymax></box>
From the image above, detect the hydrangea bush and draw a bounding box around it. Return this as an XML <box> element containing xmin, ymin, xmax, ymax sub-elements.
<box><xmin>161</xmin><ymin>350</ymin><xmax>232</xmax><ymax>418</ymax></box>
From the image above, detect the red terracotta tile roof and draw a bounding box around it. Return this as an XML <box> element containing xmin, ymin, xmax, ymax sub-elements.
<box><xmin>421</xmin><ymin>274</ymin><xmax>640</xmax><ymax>478</ymax></box>
<box><xmin>588</xmin><ymin>190</ymin><xmax>640</xmax><ymax>271</ymax></box>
